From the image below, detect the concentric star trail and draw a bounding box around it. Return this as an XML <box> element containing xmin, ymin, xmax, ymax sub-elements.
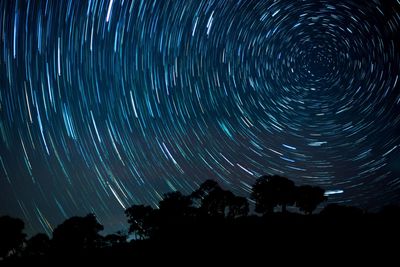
<box><xmin>1</xmin><ymin>0</ymin><xmax>399</xmax><ymax>235</ymax></box>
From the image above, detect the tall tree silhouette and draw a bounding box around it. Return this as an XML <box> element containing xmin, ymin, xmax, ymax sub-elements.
<box><xmin>125</xmin><ymin>205</ymin><xmax>155</xmax><ymax>239</ymax></box>
<box><xmin>251</xmin><ymin>175</ymin><xmax>296</xmax><ymax>214</ymax></box>
<box><xmin>295</xmin><ymin>185</ymin><xmax>326</xmax><ymax>214</ymax></box>
<box><xmin>0</xmin><ymin>216</ymin><xmax>26</xmax><ymax>259</ymax></box>
<box><xmin>52</xmin><ymin>213</ymin><xmax>104</xmax><ymax>253</ymax></box>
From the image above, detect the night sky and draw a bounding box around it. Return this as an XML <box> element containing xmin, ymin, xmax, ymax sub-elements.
<box><xmin>1</xmin><ymin>0</ymin><xmax>400</xmax><ymax>236</ymax></box>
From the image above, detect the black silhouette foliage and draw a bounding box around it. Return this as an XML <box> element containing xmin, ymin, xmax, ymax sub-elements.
<box><xmin>295</xmin><ymin>185</ymin><xmax>327</xmax><ymax>214</ymax></box>
<box><xmin>52</xmin><ymin>213</ymin><xmax>104</xmax><ymax>252</ymax></box>
<box><xmin>125</xmin><ymin>205</ymin><xmax>155</xmax><ymax>239</ymax></box>
<box><xmin>24</xmin><ymin>233</ymin><xmax>50</xmax><ymax>257</ymax></box>
<box><xmin>251</xmin><ymin>175</ymin><xmax>296</xmax><ymax>214</ymax></box>
<box><xmin>2</xmin><ymin>176</ymin><xmax>400</xmax><ymax>264</ymax></box>
<box><xmin>0</xmin><ymin>216</ymin><xmax>26</xmax><ymax>259</ymax></box>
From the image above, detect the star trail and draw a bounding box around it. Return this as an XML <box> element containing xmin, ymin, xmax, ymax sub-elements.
<box><xmin>1</xmin><ymin>0</ymin><xmax>400</xmax><ymax>235</ymax></box>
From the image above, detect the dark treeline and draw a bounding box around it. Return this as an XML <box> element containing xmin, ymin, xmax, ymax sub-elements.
<box><xmin>1</xmin><ymin>175</ymin><xmax>400</xmax><ymax>264</ymax></box>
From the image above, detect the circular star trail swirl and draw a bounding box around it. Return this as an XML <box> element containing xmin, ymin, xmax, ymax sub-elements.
<box><xmin>1</xmin><ymin>0</ymin><xmax>400</xmax><ymax>235</ymax></box>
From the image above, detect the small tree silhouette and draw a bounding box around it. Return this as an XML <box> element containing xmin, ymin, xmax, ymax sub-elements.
<box><xmin>191</xmin><ymin>180</ymin><xmax>220</xmax><ymax>201</ymax></box>
<box><xmin>251</xmin><ymin>175</ymin><xmax>296</xmax><ymax>214</ymax></box>
<box><xmin>201</xmin><ymin>187</ymin><xmax>231</xmax><ymax>217</ymax></box>
<box><xmin>159</xmin><ymin>191</ymin><xmax>193</xmax><ymax>217</ymax></box>
<box><xmin>0</xmin><ymin>216</ymin><xmax>26</xmax><ymax>259</ymax></box>
<box><xmin>52</xmin><ymin>213</ymin><xmax>104</xmax><ymax>252</ymax></box>
<box><xmin>192</xmin><ymin>180</ymin><xmax>249</xmax><ymax>218</ymax></box>
<box><xmin>191</xmin><ymin>179</ymin><xmax>224</xmax><ymax>216</ymax></box>
<box><xmin>295</xmin><ymin>185</ymin><xmax>326</xmax><ymax>215</ymax></box>
<box><xmin>125</xmin><ymin>205</ymin><xmax>155</xmax><ymax>239</ymax></box>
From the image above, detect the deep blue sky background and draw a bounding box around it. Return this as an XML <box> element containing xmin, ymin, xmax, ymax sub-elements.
<box><xmin>1</xmin><ymin>0</ymin><xmax>400</xmax><ymax>236</ymax></box>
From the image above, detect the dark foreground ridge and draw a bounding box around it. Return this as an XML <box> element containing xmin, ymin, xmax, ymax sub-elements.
<box><xmin>1</xmin><ymin>175</ymin><xmax>400</xmax><ymax>264</ymax></box>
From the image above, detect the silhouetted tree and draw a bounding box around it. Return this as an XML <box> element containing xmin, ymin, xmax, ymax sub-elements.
<box><xmin>125</xmin><ymin>205</ymin><xmax>155</xmax><ymax>239</ymax></box>
<box><xmin>251</xmin><ymin>175</ymin><xmax>296</xmax><ymax>214</ymax></box>
<box><xmin>0</xmin><ymin>216</ymin><xmax>26</xmax><ymax>259</ymax></box>
<box><xmin>295</xmin><ymin>185</ymin><xmax>326</xmax><ymax>214</ymax></box>
<box><xmin>226</xmin><ymin>195</ymin><xmax>249</xmax><ymax>219</ymax></box>
<box><xmin>191</xmin><ymin>180</ymin><xmax>220</xmax><ymax>202</ymax></box>
<box><xmin>191</xmin><ymin>180</ymin><xmax>223</xmax><ymax>215</ymax></box>
<box><xmin>192</xmin><ymin>180</ymin><xmax>249</xmax><ymax>218</ymax></box>
<box><xmin>159</xmin><ymin>191</ymin><xmax>193</xmax><ymax>217</ymax></box>
<box><xmin>52</xmin><ymin>213</ymin><xmax>103</xmax><ymax>252</ymax></box>
<box><xmin>24</xmin><ymin>233</ymin><xmax>50</xmax><ymax>257</ymax></box>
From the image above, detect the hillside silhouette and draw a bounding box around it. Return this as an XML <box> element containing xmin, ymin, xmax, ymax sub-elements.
<box><xmin>1</xmin><ymin>175</ymin><xmax>399</xmax><ymax>264</ymax></box>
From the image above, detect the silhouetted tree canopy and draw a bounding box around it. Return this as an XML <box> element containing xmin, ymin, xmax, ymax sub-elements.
<box><xmin>295</xmin><ymin>185</ymin><xmax>326</xmax><ymax>214</ymax></box>
<box><xmin>24</xmin><ymin>233</ymin><xmax>50</xmax><ymax>257</ymax></box>
<box><xmin>191</xmin><ymin>179</ymin><xmax>249</xmax><ymax>218</ymax></box>
<box><xmin>159</xmin><ymin>191</ymin><xmax>193</xmax><ymax>217</ymax></box>
<box><xmin>191</xmin><ymin>179</ymin><xmax>220</xmax><ymax>203</ymax></box>
<box><xmin>0</xmin><ymin>216</ymin><xmax>26</xmax><ymax>259</ymax></box>
<box><xmin>125</xmin><ymin>205</ymin><xmax>155</xmax><ymax>239</ymax></box>
<box><xmin>200</xmin><ymin>186</ymin><xmax>232</xmax><ymax>217</ymax></box>
<box><xmin>52</xmin><ymin>213</ymin><xmax>103</xmax><ymax>252</ymax></box>
<box><xmin>251</xmin><ymin>175</ymin><xmax>296</xmax><ymax>214</ymax></box>
<box><xmin>226</xmin><ymin>195</ymin><xmax>249</xmax><ymax>219</ymax></box>
<box><xmin>3</xmin><ymin>175</ymin><xmax>400</xmax><ymax>264</ymax></box>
